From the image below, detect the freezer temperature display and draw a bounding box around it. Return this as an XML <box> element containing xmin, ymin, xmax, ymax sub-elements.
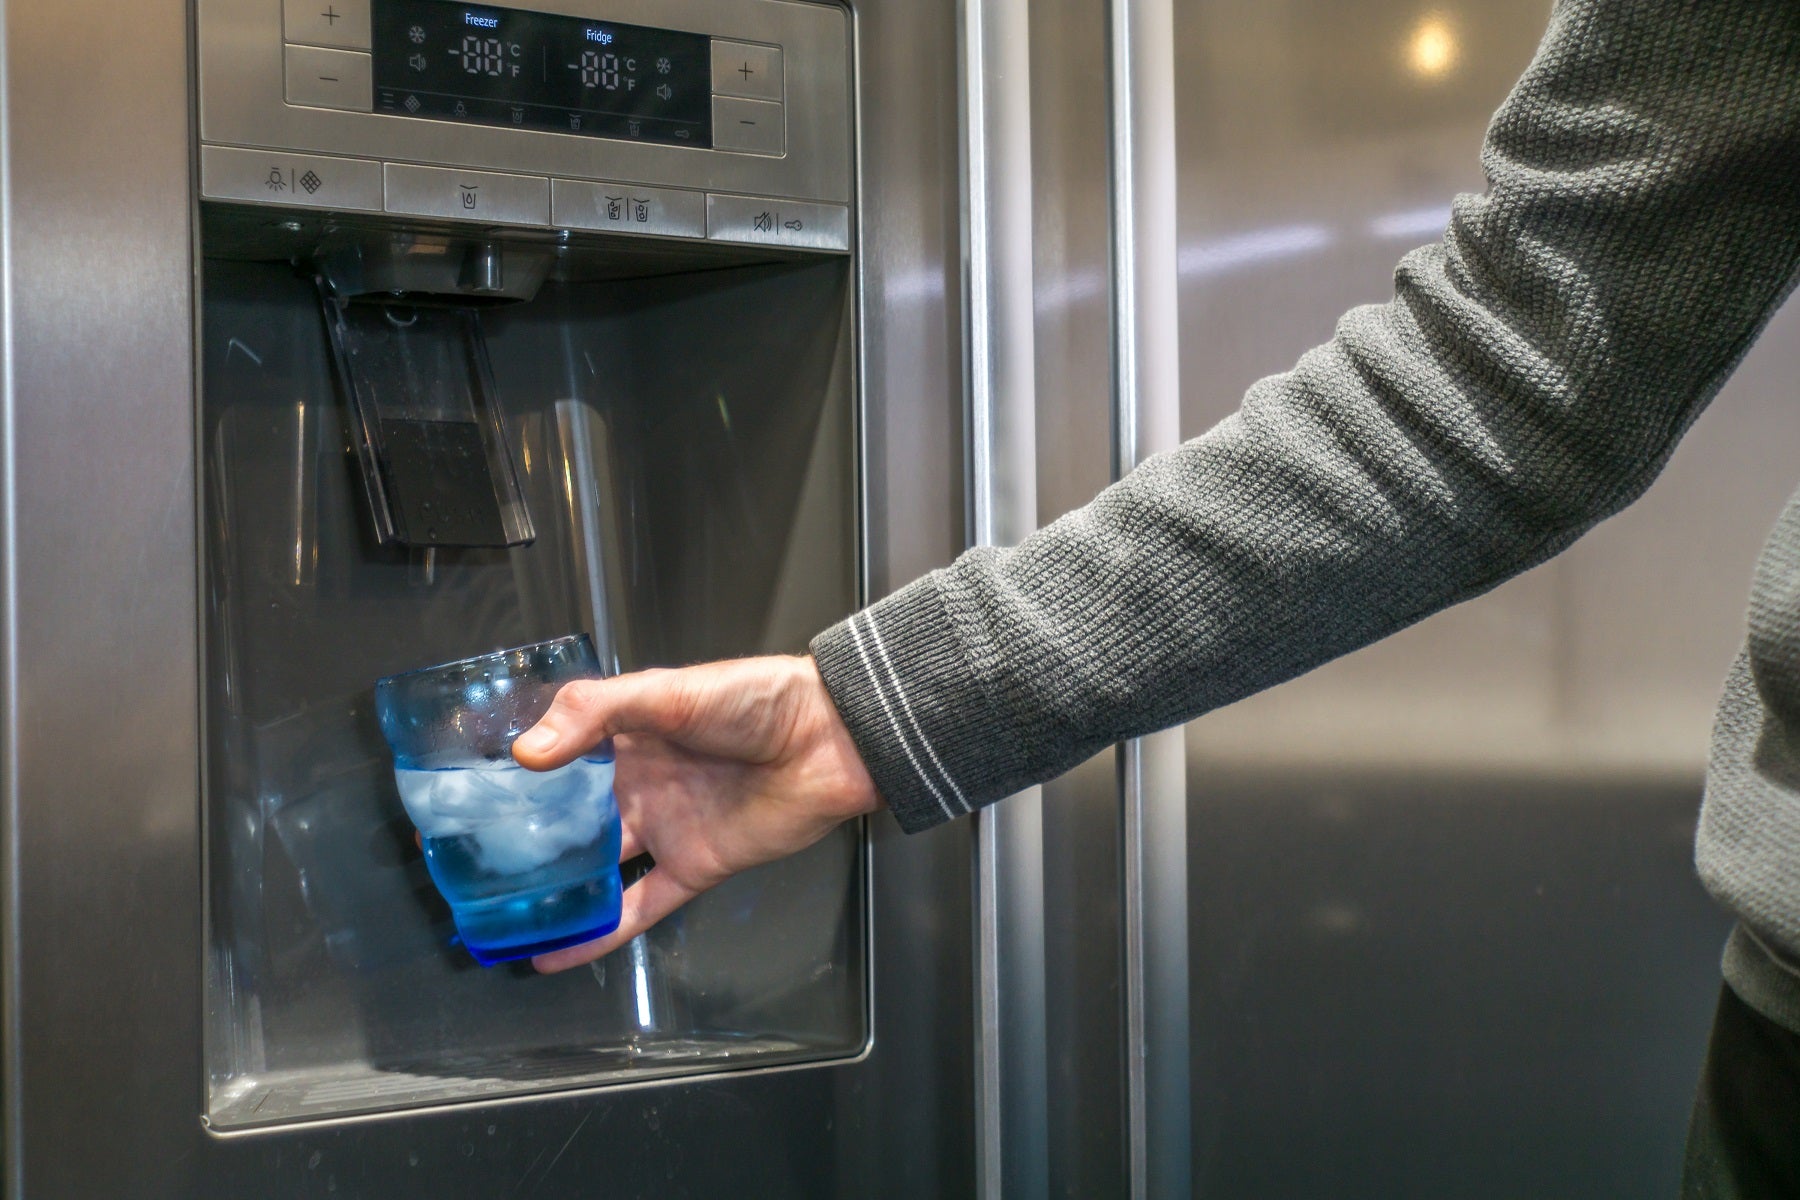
<box><xmin>371</xmin><ymin>0</ymin><xmax>713</xmax><ymax>147</ymax></box>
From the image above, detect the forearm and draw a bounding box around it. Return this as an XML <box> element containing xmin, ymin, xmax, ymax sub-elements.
<box><xmin>817</xmin><ymin>0</ymin><xmax>1800</xmax><ymax>831</ymax></box>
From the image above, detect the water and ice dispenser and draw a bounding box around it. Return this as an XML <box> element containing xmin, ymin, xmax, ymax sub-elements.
<box><xmin>195</xmin><ymin>0</ymin><xmax>861</xmax><ymax>1128</ymax></box>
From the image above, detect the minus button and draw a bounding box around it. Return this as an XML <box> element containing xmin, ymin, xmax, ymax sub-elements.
<box><xmin>712</xmin><ymin>95</ymin><xmax>783</xmax><ymax>156</ymax></box>
<box><xmin>283</xmin><ymin>44</ymin><xmax>373</xmax><ymax>112</ymax></box>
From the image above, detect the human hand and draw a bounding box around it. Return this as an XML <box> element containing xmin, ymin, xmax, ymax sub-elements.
<box><xmin>510</xmin><ymin>654</ymin><xmax>882</xmax><ymax>973</ymax></box>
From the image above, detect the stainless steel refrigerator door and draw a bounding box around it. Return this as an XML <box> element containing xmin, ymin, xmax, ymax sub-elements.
<box><xmin>1173</xmin><ymin>0</ymin><xmax>1797</xmax><ymax>1194</ymax></box>
<box><xmin>1027</xmin><ymin>0</ymin><xmax>1132</xmax><ymax>1191</ymax></box>
<box><xmin>0</xmin><ymin>0</ymin><xmax>978</xmax><ymax>1195</ymax></box>
<box><xmin>1023</xmin><ymin>1</ymin><xmax>1193</xmax><ymax>1192</ymax></box>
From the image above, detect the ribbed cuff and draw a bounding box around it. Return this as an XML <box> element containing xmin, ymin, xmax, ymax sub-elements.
<box><xmin>1722</xmin><ymin>923</ymin><xmax>1800</xmax><ymax>1035</ymax></box>
<box><xmin>811</xmin><ymin>572</ymin><xmax>1026</xmax><ymax>834</ymax></box>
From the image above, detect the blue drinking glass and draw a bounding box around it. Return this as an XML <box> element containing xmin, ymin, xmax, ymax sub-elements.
<box><xmin>375</xmin><ymin>634</ymin><xmax>621</xmax><ymax>966</ymax></box>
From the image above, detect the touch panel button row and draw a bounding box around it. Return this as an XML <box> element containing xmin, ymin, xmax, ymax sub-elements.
<box><xmin>200</xmin><ymin>145</ymin><xmax>383</xmax><ymax>212</ymax></box>
<box><xmin>284</xmin><ymin>0</ymin><xmax>371</xmax><ymax>49</ymax></box>
<box><xmin>384</xmin><ymin>164</ymin><xmax>550</xmax><ymax>226</ymax></box>
<box><xmin>706</xmin><ymin>195</ymin><xmax>849</xmax><ymax>252</ymax></box>
<box><xmin>711</xmin><ymin>40</ymin><xmax>783</xmax><ymax>102</ymax></box>
<box><xmin>712</xmin><ymin>97</ymin><xmax>785</xmax><ymax>157</ymax></box>
<box><xmin>553</xmin><ymin>181</ymin><xmax>706</xmax><ymax>239</ymax></box>
<box><xmin>284</xmin><ymin>44</ymin><xmax>373</xmax><ymax>112</ymax></box>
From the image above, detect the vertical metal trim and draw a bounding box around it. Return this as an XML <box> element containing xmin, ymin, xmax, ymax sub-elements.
<box><xmin>0</xmin><ymin>0</ymin><xmax>19</xmax><ymax>1188</ymax></box>
<box><xmin>1118</xmin><ymin>727</ymin><xmax>1189</xmax><ymax>1197</ymax></box>
<box><xmin>973</xmin><ymin>798</ymin><xmax>1048</xmax><ymax>1199</ymax></box>
<box><xmin>843</xmin><ymin>2</ymin><xmax>880</xmax><ymax>1107</ymax></box>
<box><xmin>1118</xmin><ymin>743</ymin><xmax>1148</xmax><ymax>1193</ymax></box>
<box><xmin>960</xmin><ymin>0</ymin><xmax>1036</xmax><ymax>552</ymax></box>
<box><xmin>1108</xmin><ymin>0</ymin><xmax>1190</xmax><ymax>1195</ymax></box>
<box><xmin>1107</xmin><ymin>0</ymin><xmax>1180</xmax><ymax>480</ymax></box>
<box><xmin>553</xmin><ymin>398</ymin><xmax>622</xmax><ymax>674</ymax></box>
<box><xmin>961</xmin><ymin>0</ymin><xmax>1046</xmax><ymax>1195</ymax></box>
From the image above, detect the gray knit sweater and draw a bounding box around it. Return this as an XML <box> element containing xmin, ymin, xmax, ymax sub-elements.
<box><xmin>811</xmin><ymin>0</ymin><xmax>1800</xmax><ymax>1029</ymax></box>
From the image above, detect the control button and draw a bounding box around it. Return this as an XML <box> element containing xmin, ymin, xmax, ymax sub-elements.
<box><xmin>553</xmin><ymin>181</ymin><xmax>705</xmax><ymax>239</ymax></box>
<box><xmin>284</xmin><ymin>44</ymin><xmax>373</xmax><ymax>112</ymax></box>
<box><xmin>711</xmin><ymin>40</ymin><xmax>784</xmax><ymax>102</ymax></box>
<box><xmin>712</xmin><ymin>96</ymin><xmax>785</xmax><ymax>157</ymax></box>
<box><xmin>707</xmin><ymin>195</ymin><xmax>849</xmax><ymax>253</ymax></box>
<box><xmin>283</xmin><ymin>0</ymin><xmax>371</xmax><ymax>50</ymax></box>
<box><xmin>384</xmin><ymin>164</ymin><xmax>550</xmax><ymax>227</ymax></box>
<box><xmin>200</xmin><ymin>145</ymin><xmax>383</xmax><ymax>212</ymax></box>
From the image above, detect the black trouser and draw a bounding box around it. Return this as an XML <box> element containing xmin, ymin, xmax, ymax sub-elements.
<box><xmin>1682</xmin><ymin>984</ymin><xmax>1800</xmax><ymax>1198</ymax></box>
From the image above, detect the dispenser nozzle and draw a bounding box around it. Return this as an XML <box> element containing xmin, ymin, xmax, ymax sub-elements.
<box><xmin>458</xmin><ymin>243</ymin><xmax>506</xmax><ymax>295</ymax></box>
<box><xmin>315</xmin><ymin>233</ymin><xmax>552</xmax><ymax>306</ymax></box>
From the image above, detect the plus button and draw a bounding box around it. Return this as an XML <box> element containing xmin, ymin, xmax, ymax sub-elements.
<box><xmin>321</xmin><ymin>5</ymin><xmax>340</xmax><ymax>23</ymax></box>
<box><xmin>738</xmin><ymin>61</ymin><xmax>754</xmax><ymax>81</ymax></box>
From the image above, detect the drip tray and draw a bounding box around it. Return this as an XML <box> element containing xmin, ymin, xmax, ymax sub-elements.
<box><xmin>206</xmin><ymin>1033</ymin><xmax>842</xmax><ymax>1131</ymax></box>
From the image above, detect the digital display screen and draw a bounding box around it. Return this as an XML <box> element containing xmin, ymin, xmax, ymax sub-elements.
<box><xmin>371</xmin><ymin>0</ymin><xmax>713</xmax><ymax>147</ymax></box>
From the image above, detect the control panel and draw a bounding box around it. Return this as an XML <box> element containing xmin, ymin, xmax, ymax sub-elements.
<box><xmin>196</xmin><ymin>0</ymin><xmax>851</xmax><ymax>251</ymax></box>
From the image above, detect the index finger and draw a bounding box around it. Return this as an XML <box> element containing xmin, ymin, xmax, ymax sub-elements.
<box><xmin>531</xmin><ymin>867</ymin><xmax>695</xmax><ymax>973</ymax></box>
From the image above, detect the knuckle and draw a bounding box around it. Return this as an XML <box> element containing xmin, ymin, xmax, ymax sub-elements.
<box><xmin>639</xmin><ymin>671</ymin><xmax>700</xmax><ymax>736</ymax></box>
<box><xmin>555</xmin><ymin>679</ymin><xmax>610</xmax><ymax>723</ymax></box>
<box><xmin>665</xmin><ymin>679</ymin><xmax>703</xmax><ymax>731</ymax></box>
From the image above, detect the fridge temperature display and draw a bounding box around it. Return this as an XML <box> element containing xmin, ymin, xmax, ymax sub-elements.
<box><xmin>371</xmin><ymin>0</ymin><xmax>713</xmax><ymax>147</ymax></box>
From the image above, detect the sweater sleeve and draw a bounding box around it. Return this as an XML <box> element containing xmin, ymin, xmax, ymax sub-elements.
<box><xmin>811</xmin><ymin>0</ymin><xmax>1800</xmax><ymax>833</ymax></box>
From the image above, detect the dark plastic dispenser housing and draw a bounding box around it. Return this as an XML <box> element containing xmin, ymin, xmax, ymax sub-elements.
<box><xmin>320</xmin><ymin>286</ymin><xmax>535</xmax><ymax>549</ymax></box>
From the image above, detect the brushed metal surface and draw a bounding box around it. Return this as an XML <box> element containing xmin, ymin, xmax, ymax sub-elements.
<box><xmin>383</xmin><ymin>161</ymin><xmax>551</xmax><ymax>223</ymax></box>
<box><xmin>283</xmin><ymin>0</ymin><xmax>372</xmax><ymax>50</ymax></box>
<box><xmin>843</xmin><ymin>0</ymin><xmax>980</xmax><ymax>1191</ymax></box>
<box><xmin>4</xmin><ymin>0</ymin><xmax>980</xmax><ymax>1193</ymax></box>
<box><xmin>1188</xmin><ymin>770</ymin><xmax>1731</xmax><ymax>1196</ymax></box>
<box><xmin>961</xmin><ymin>0</ymin><xmax>1047</xmax><ymax>1194</ymax></box>
<box><xmin>1118</xmin><ymin>727</ymin><xmax>1187</xmax><ymax>1199</ymax></box>
<box><xmin>1</xmin><ymin>0</ymin><xmax>204</xmax><ymax>1194</ymax></box>
<box><xmin>199</xmin><ymin>0</ymin><xmax>854</xmax><ymax>204</ymax></box>
<box><xmin>551</xmin><ymin>178</ymin><xmax>706</xmax><ymax>236</ymax></box>
<box><xmin>1172</xmin><ymin>0</ymin><xmax>1790</xmax><ymax>1192</ymax></box>
<box><xmin>711</xmin><ymin>95</ymin><xmax>787</xmax><ymax>156</ymax></box>
<box><xmin>1108</xmin><ymin>0</ymin><xmax>1189</xmax><ymax>1195</ymax></box>
<box><xmin>200</xmin><ymin>145</ymin><xmax>386</xmax><ymax>211</ymax></box>
<box><xmin>1027</xmin><ymin>0</ymin><xmax>1128</xmax><ymax>1192</ymax></box>
<box><xmin>284</xmin><ymin>43</ymin><xmax>374</xmax><ymax>110</ymax></box>
<box><xmin>2</xmin><ymin>9</ymin><xmax>16</xmax><ymax>1197</ymax></box>
<box><xmin>706</xmin><ymin>193</ymin><xmax>849</xmax><ymax>250</ymax></box>
<box><xmin>713</xmin><ymin>40</ymin><xmax>786</xmax><ymax>102</ymax></box>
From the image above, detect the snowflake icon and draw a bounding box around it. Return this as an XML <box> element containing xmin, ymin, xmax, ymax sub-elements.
<box><xmin>408</xmin><ymin>24</ymin><xmax>426</xmax><ymax>43</ymax></box>
<box><xmin>656</xmin><ymin>57</ymin><xmax>671</xmax><ymax>74</ymax></box>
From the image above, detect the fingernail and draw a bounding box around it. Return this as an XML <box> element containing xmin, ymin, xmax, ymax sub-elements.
<box><xmin>514</xmin><ymin>725</ymin><xmax>558</xmax><ymax>756</ymax></box>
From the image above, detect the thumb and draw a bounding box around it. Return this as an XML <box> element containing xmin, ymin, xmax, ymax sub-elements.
<box><xmin>511</xmin><ymin>671</ymin><xmax>690</xmax><ymax>770</ymax></box>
